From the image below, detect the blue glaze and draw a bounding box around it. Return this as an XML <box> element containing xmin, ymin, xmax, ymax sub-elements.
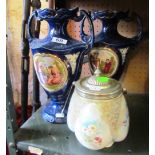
<box><xmin>28</xmin><ymin>8</ymin><xmax>94</xmax><ymax>123</ymax></box>
<box><xmin>91</xmin><ymin>10</ymin><xmax>143</xmax><ymax>48</ymax></box>
<box><xmin>28</xmin><ymin>8</ymin><xmax>94</xmax><ymax>52</ymax></box>
<box><xmin>88</xmin><ymin>10</ymin><xmax>143</xmax><ymax>80</ymax></box>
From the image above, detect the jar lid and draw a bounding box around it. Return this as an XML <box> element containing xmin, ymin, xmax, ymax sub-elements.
<box><xmin>75</xmin><ymin>69</ymin><xmax>122</xmax><ymax>99</ymax></box>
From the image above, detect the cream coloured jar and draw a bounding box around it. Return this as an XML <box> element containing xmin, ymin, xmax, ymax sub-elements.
<box><xmin>67</xmin><ymin>72</ymin><xmax>129</xmax><ymax>150</ymax></box>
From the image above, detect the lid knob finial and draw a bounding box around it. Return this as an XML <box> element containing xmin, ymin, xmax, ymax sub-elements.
<box><xmin>94</xmin><ymin>67</ymin><xmax>102</xmax><ymax>76</ymax></box>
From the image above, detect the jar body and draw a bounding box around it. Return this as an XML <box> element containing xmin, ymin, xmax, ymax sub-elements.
<box><xmin>67</xmin><ymin>90</ymin><xmax>129</xmax><ymax>150</ymax></box>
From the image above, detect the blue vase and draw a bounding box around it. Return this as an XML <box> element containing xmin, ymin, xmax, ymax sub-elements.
<box><xmin>89</xmin><ymin>10</ymin><xmax>143</xmax><ymax>79</ymax></box>
<box><xmin>28</xmin><ymin>8</ymin><xmax>94</xmax><ymax>123</ymax></box>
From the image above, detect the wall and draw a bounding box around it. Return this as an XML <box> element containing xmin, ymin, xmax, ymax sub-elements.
<box><xmin>7</xmin><ymin>0</ymin><xmax>49</xmax><ymax>106</ymax></box>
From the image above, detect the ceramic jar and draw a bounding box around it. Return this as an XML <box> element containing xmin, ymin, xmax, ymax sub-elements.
<box><xmin>67</xmin><ymin>70</ymin><xmax>129</xmax><ymax>150</ymax></box>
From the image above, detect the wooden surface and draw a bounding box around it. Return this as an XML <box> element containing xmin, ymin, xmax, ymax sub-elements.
<box><xmin>6</xmin><ymin>0</ymin><xmax>49</xmax><ymax>106</ymax></box>
<box><xmin>121</xmin><ymin>39</ymin><xmax>149</xmax><ymax>93</ymax></box>
<box><xmin>7</xmin><ymin>0</ymin><xmax>149</xmax><ymax>106</ymax></box>
<box><xmin>15</xmin><ymin>94</ymin><xmax>149</xmax><ymax>155</ymax></box>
